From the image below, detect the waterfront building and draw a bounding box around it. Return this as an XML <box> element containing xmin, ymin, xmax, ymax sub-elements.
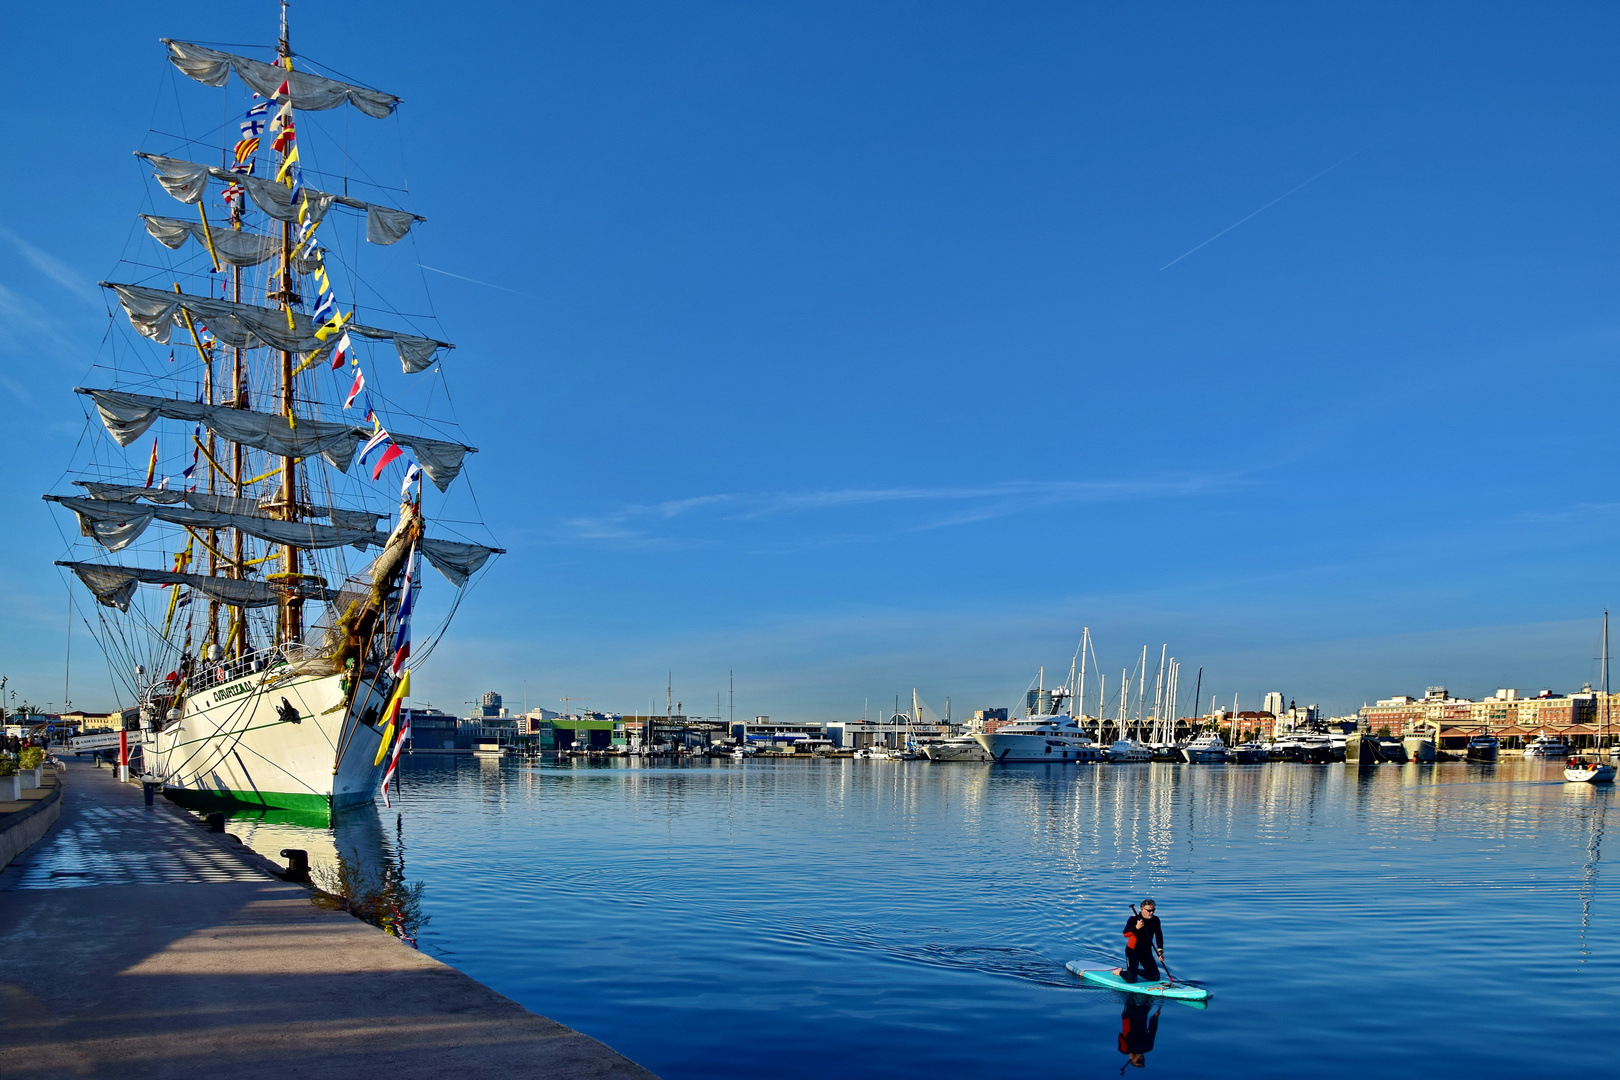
<box><xmin>1358</xmin><ymin>685</ymin><xmax>1615</xmax><ymax>749</ymax></box>
<box><xmin>403</xmin><ymin>707</ymin><xmax>463</xmax><ymax>752</ymax></box>
<box><xmin>1262</xmin><ymin>692</ymin><xmax>1285</xmax><ymax>716</ymax></box>
<box><xmin>732</xmin><ymin>718</ymin><xmax>828</xmax><ymax>750</ymax></box>
<box><xmin>827</xmin><ymin>719</ymin><xmax>951</xmax><ymax>749</ymax></box>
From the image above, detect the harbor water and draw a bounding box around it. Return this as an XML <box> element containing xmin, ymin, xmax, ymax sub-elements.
<box><xmin>228</xmin><ymin>757</ymin><xmax>1617</xmax><ymax>1078</ymax></box>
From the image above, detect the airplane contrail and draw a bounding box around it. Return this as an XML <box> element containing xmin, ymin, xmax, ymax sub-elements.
<box><xmin>418</xmin><ymin>263</ymin><xmax>528</xmax><ymax>295</ymax></box>
<box><xmin>1158</xmin><ymin>148</ymin><xmax>1368</xmax><ymax>271</ymax></box>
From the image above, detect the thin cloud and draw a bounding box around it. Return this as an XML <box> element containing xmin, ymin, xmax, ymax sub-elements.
<box><xmin>563</xmin><ymin>476</ymin><xmax>1242</xmax><ymax>545</ymax></box>
<box><xmin>0</xmin><ymin>226</ymin><xmax>99</xmax><ymax>305</ymax></box>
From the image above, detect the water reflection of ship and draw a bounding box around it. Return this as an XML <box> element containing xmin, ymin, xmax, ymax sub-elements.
<box><xmin>1574</xmin><ymin>783</ymin><xmax>1606</xmax><ymax>959</ymax></box>
<box><xmin>223</xmin><ymin>797</ymin><xmax>392</xmax><ymax>882</ymax></box>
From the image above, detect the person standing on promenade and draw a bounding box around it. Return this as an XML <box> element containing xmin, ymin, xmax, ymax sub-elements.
<box><xmin>1113</xmin><ymin>899</ymin><xmax>1164</xmax><ymax>984</ymax></box>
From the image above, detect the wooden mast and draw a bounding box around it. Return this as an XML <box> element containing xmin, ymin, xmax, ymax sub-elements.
<box><xmin>276</xmin><ymin>3</ymin><xmax>301</xmax><ymax>645</ymax></box>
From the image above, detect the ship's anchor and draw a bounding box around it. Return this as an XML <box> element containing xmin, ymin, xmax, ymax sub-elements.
<box><xmin>277</xmin><ymin>697</ymin><xmax>302</xmax><ymax>725</ymax></box>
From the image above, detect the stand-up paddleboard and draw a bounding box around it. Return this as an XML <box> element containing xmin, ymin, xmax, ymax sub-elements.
<box><xmin>1065</xmin><ymin>961</ymin><xmax>1209</xmax><ymax>1001</ymax></box>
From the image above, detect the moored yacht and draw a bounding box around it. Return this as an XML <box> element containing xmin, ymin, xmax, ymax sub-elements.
<box><xmin>922</xmin><ymin>735</ymin><xmax>992</xmax><ymax>762</ymax></box>
<box><xmin>976</xmin><ymin>714</ymin><xmax>1103</xmax><ymax>762</ymax></box>
<box><xmin>1232</xmin><ymin>741</ymin><xmax>1269</xmax><ymax>764</ymax></box>
<box><xmin>1466</xmin><ymin>733</ymin><xmax>1499</xmax><ymax>762</ymax></box>
<box><xmin>1183</xmin><ymin>734</ymin><xmax>1228</xmax><ymax>763</ymax></box>
<box><xmin>1107</xmin><ymin>738</ymin><xmax>1154</xmax><ymax>762</ymax></box>
<box><xmin>1523</xmin><ymin>734</ymin><xmax>1570</xmax><ymax>758</ymax></box>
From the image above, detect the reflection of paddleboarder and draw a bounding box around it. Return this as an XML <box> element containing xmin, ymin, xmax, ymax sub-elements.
<box><xmin>1117</xmin><ymin>993</ymin><xmax>1161</xmax><ymax>1070</ymax></box>
<box><xmin>1112</xmin><ymin>898</ymin><xmax>1164</xmax><ymax>984</ymax></box>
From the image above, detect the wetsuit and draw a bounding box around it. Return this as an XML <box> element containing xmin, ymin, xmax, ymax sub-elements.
<box><xmin>1122</xmin><ymin>912</ymin><xmax>1162</xmax><ymax>983</ymax></box>
<box><xmin>1118</xmin><ymin>994</ymin><xmax>1159</xmax><ymax>1057</ymax></box>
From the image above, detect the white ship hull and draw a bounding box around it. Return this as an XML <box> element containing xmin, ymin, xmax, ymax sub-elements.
<box><xmin>974</xmin><ymin>731</ymin><xmax>1102</xmax><ymax>763</ymax></box>
<box><xmin>150</xmin><ymin>663</ymin><xmax>396</xmax><ymax>816</ymax></box>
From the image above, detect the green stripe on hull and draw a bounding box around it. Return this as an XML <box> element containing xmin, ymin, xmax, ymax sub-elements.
<box><xmin>164</xmin><ymin>786</ymin><xmax>337</xmax><ymax>820</ymax></box>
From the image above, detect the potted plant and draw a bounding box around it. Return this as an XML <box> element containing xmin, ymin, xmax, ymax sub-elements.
<box><xmin>18</xmin><ymin>747</ymin><xmax>43</xmax><ymax>790</ymax></box>
<box><xmin>0</xmin><ymin>757</ymin><xmax>18</xmax><ymax>801</ymax></box>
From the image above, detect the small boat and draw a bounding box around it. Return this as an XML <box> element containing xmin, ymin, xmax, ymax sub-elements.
<box><xmin>1466</xmin><ymin>733</ymin><xmax>1499</xmax><ymax>762</ymax></box>
<box><xmin>1231</xmin><ymin>741</ymin><xmax>1269</xmax><ymax>764</ymax></box>
<box><xmin>1523</xmin><ymin>734</ymin><xmax>1571</xmax><ymax>758</ymax></box>
<box><xmin>1564</xmin><ymin>758</ymin><xmax>1616</xmax><ymax>783</ymax></box>
<box><xmin>1183</xmin><ymin>734</ymin><xmax>1228</xmax><ymax>763</ymax></box>
<box><xmin>1066</xmin><ymin>962</ymin><xmax>1209</xmax><ymax>1001</ymax></box>
<box><xmin>1108</xmin><ymin>739</ymin><xmax>1154</xmax><ymax>762</ymax></box>
<box><xmin>1151</xmin><ymin>743</ymin><xmax>1186</xmax><ymax>763</ymax></box>
<box><xmin>1376</xmin><ymin>736</ymin><xmax>1408</xmax><ymax>762</ymax></box>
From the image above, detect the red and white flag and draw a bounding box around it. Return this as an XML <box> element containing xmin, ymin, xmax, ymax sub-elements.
<box><xmin>330</xmin><ymin>330</ymin><xmax>353</xmax><ymax>370</ymax></box>
<box><xmin>343</xmin><ymin>368</ymin><xmax>365</xmax><ymax>409</ymax></box>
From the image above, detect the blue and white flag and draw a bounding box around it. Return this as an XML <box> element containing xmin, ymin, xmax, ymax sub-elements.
<box><xmin>390</xmin><ymin>546</ymin><xmax>417</xmax><ymax>677</ymax></box>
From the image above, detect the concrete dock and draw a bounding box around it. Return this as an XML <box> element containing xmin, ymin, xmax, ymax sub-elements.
<box><xmin>0</xmin><ymin>760</ymin><xmax>657</xmax><ymax>1079</ymax></box>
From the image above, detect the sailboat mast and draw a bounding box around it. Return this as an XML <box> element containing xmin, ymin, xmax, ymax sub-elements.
<box><xmin>1603</xmin><ymin>611</ymin><xmax>1611</xmax><ymax>748</ymax></box>
<box><xmin>1077</xmin><ymin>627</ymin><xmax>1089</xmax><ymax>732</ymax></box>
<box><xmin>275</xmin><ymin>11</ymin><xmax>301</xmax><ymax>645</ymax></box>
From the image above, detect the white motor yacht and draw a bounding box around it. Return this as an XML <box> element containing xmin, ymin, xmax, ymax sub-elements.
<box><xmin>1523</xmin><ymin>734</ymin><xmax>1570</xmax><ymax>758</ymax></box>
<box><xmin>922</xmin><ymin>735</ymin><xmax>992</xmax><ymax>762</ymax></box>
<box><xmin>975</xmin><ymin>715</ymin><xmax>1102</xmax><ymax>763</ymax></box>
<box><xmin>1183</xmin><ymin>734</ymin><xmax>1229</xmax><ymax>763</ymax></box>
<box><xmin>1107</xmin><ymin>739</ymin><xmax>1154</xmax><ymax>762</ymax></box>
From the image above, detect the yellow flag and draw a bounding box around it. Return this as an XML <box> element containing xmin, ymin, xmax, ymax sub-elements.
<box><xmin>276</xmin><ymin>146</ymin><xmax>300</xmax><ymax>183</ymax></box>
<box><xmin>372</xmin><ymin>670</ymin><xmax>412</xmax><ymax>766</ymax></box>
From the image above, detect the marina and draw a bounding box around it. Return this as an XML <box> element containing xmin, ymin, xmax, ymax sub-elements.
<box><xmin>7</xmin><ymin>5</ymin><xmax>1620</xmax><ymax>1079</ymax></box>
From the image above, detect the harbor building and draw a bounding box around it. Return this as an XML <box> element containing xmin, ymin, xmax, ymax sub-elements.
<box><xmin>732</xmin><ymin>717</ymin><xmax>828</xmax><ymax>750</ymax></box>
<box><xmin>403</xmin><ymin>707</ymin><xmax>463</xmax><ymax>751</ymax></box>
<box><xmin>1358</xmin><ymin>686</ymin><xmax>1616</xmax><ymax>749</ymax></box>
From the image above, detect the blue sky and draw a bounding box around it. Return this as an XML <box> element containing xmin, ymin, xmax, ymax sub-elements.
<box><xmin>4</xmin><ymin>2</ymin><xmax>1620</xmax><ymax>720</ymax></box>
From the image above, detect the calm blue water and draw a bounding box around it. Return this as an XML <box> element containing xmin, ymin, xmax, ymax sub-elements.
<box><xmin>236</xmin><ymin>757</ymin><xmax>1617</xmax><ymax>1078</ymax></box>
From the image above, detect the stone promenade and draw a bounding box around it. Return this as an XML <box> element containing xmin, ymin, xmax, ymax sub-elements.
<box><xmin>0</xmin><ymin>760</ymin><xmax>656</xmax><ymax>1079</ymax></box>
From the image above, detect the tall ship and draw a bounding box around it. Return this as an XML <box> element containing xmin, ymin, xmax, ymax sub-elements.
<box><xmin>47</xmin><ymin>11</ymin><xmax>501</xmax><ymax>819</ymax></box>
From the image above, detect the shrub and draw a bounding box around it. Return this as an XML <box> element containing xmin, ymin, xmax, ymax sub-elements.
<box><xmin>0</xmin><ymin>757</ymin><xmax>14</xmax><ymax>777</ymax></box>
<box><xmin>18</xmin><ymin>748</ymin><xmax>43</xmax><ymax>771</ymax></box>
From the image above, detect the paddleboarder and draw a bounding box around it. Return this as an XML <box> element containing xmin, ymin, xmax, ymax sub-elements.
<box><xmin>1113</xmin><ymin>898</ymin><xmax>1164</xmax><ymax>984</ymax></box>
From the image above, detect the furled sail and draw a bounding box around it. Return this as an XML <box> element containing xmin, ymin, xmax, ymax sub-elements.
<box><xmin>79</xmin><ymin>388</ymin><xmax>477</xmax><ymax>491</ymax></box>
<box><xmin>142</xmin><ymin>216</ymin><xmax>321</xmax><ymax>274</ymax></box>
<box><xmin>419</xmin><ymin>538</ymin><xmax>504</xmax><ymax>587</ymax></box>
<box><xmin>384</xmin><ymin>433</ymin><xmax>474</xmax><ymax>492</ymax></box>
<box><xmin>104</xmin><ymin>282</ymin><xmax>452</xmax><ymax>374</ymax></box>
<box><xmin>136</xmin><ymin>154</ymin><xmax>422</xmax><ymax>245</ymax></box>
<box><xmin>46</xmin><ymin>496</ymin><xmax>387</xmax><ymax>554</ymax></box>
<box><xmin>161</xmin><ymin>40</ymin><xmax>400</xmax><ymax>118</ymax></box>
<box><xmin>75</xmin><ymin>481</ymin><xmax>384</xmax><ymax>531</ymax></box>
<box><xmin>58</xmin><ymin>561</ymin><xmax>334</xmax><ymax>613</ymax></box>
<box><xmin>80</xmin><ymin>388</ymin><xmax>364</xmax><ymax>471</ymax></box>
